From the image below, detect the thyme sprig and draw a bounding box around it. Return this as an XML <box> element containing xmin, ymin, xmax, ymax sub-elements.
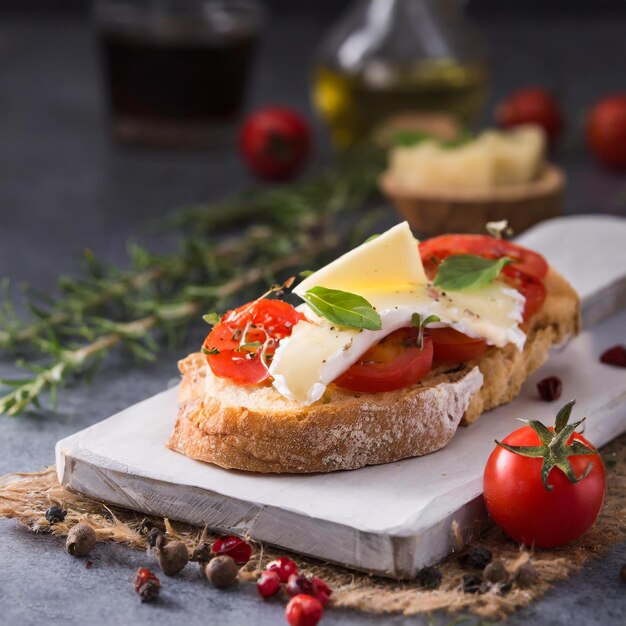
<box><xmin>0</xmin><ymin>144</ymin><xmax>385</xmax><ymax>415</ymax></box>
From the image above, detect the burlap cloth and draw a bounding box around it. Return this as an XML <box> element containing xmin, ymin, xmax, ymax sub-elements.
<box><xmin>1</xmin><ymin>434</ymin><xmax>625</xmax><ymax>620</ymax></box>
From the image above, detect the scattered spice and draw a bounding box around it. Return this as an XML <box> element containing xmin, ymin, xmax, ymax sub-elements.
<box><xmin>191</xmin><ymin>542</ymin><xmax>212</xmax><ymax>564</ymax></box>
<box><xmin>416</xmin><ymin>566</ymin><xmax>443</xmax><ymax>590</ymax></box>
<box><xmin>620</xmin><ymin>564</ymin><xmax>626</xmax><ymax>583</ymax></box>
<box><xmin>311</xmin><ymin>577</ymin><xmax>332</xmax><ymax>606</ymax></box>
<box><xmin>537</xmin><ymin>375</ymin><xmax>563</xmax><ymax>401</ymax></box>
<box><xmin>514</xmin><ymin>560</ymin><xmax>539</xmax><ymax>588</ymax></box>
<box><xmin>205</xmin><ymin>555</ymin><xmax>239</xmax><ymax>588</ymax></box>
<box><xmin>286</xmin><ymin>593</ymin><xmax>324</xmax><ymax>626</ymax></box>
<box><xmin>134</xmin><ymin>567</ymin><xmax>161</xmax><ymax>603</ymax></box>
<box><xmin>600</xmin><ymin>345</ymin><xmax>626</xmax><ymax>368</ymax></box>
<box><xmin>84</xmin><ymin>560</ymin><xmax>93</xmax><ymax>569</ymax></box>
<box><xmin>157</xmin><ymin>540</ymin><xmax>189</xmax><ymax>576</ymax></box>
<box><xmin>287</xmin><ymin>574</ymin><xmax>317</xmax><ymax>598</ymax></box>
<box><xmin>458</xmin><ymin>545</ymin><xmax>492</xmax><ymax>569</ymax></box>
<box><xmin>146</xmin><ymin>527</ymin><xmax>164</xmax><ymax>549</ymax></box>
<box><xmin>45</xmin><ymin>505</ymin><xmax>66</xmax><ymax>525</ymax></box>
<box><xmin>483</xmin><ymin>559</ymin><xmax>508</xmax><ymax>583</ymax></box>
<box><xmin>267</xmin><ymin>556</ymin><xmax>299</xmax><ymax>583</ymax></box>
<box><xmin>257</xmin><ymin>570</ymin><xmax>282</xmax><ymax>598</ymax></box>
<box><xmin>66</xmin><ymin>523</ymin><xmax>97</xmax><ymax>557</ymax></box>
<box><xmin>212</xmin><ymin>535</ymin><xmax>252</xmax><ymax>565</ymax></box>
<box><xmin>462</xmin><ymin>573</ymin><xmax>486</xmax><ymax>594</ymax></box>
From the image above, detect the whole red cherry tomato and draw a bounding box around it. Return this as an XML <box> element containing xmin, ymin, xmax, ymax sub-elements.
<box><xmin>585</xmin><ymin>94</ymin><xmax>626</xmax><ymax>171</ymax></box>
<box><xmin>483</xmin><ymin>401</ymin><xmax>606</xmax><ymax>548</ymax></box>
<box><xmin>238</xmin><ymin>106</ymin><xmax>311</xmax><ymax>180</ymax></box>
<box><xmin>495</xmin><ymin>87</ymin><xmax>564</xmax><ymax>144</ymax></box>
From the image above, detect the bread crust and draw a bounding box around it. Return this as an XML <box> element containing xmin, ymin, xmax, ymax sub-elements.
<box><xmin>167</xmin><ymin>268</ymin><xmax>579</xmax><ymax>473</ymax></box>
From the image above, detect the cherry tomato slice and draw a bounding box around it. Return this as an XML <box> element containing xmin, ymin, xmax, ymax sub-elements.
<box><xmin>204</xmin><ymin>299</ymin><xmax>304</xmax><ymax>386</ymax></box>
<box><xmin>428</xmin><ymin>327</ymin><xmax>488</xmax><ymax>363</ymax></box>
<box><xmin>502</xmin><ymin>265</ymin><xmax>547</xmax><ymax>322</ymax></box>
<box><xmin>419</xmin><ymin>234</ymin><xmax>549</xmax><ymax>282</ymax></box>
<box><xmin>334</xmin><ymin>328</ymin><xmax>433</xmax><ymax>393</ymax></box>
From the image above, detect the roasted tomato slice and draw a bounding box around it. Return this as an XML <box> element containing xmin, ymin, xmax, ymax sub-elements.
<box><xmin>334</xmin><ymin>328</ymin><xmax>433</xmax><ymax>393</ymax></box>
<box><xmin>419</xmin><ymin>234</ymin><xmax>549</xmax><ymax>282</ymax></box>
<box><xmin>203</xmin><ymin>299</ymin><xmax>304</xmax><ymax>386</ymax></box>
<box><xmin>419</xmin><ymin>234</ymin><xmax>548</xmax><ymax>322</ymax></box>
<box><xmin>502</xmin><ymin>265</ymin><xmax>547</xmax><ymax>322</ymax></box>
<box><xmin>428</xmin><ymin>327</ymin><xmax>489</xmax><ymax>363</ymax></box>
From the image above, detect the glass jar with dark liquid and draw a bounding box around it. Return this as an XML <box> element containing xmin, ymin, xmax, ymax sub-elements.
<box><xmin>95</xmin><ymin>0</ymin><xmax>265</xmax><ymax>148</ymax></box>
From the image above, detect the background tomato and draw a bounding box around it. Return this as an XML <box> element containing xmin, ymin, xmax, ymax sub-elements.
<box><xmin>238</xmin><ymin>106</ymin><xmax>311</xmax><ymax>180</ymax></box>
<box><xmin>495</xmin><ymin>86</ymin><xmax>564</xmax><ymax>144</ymax></box>
<box><xmin>585</xmin><ymin>94</ymin><xmax>626</xmax><ymax>171</ymax></box>
<box><xmin>483</xmin><ymin>421</ymin><xmax>606</xmax><ymax>548</ymax></box>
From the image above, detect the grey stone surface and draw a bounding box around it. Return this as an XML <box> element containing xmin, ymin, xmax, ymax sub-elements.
<box><xmin>1</xmin><ymin>4</ymin><xmax>625</xmax><ymax>626</ymax></box>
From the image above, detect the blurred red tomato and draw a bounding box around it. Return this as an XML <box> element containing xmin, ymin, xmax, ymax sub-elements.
<box><xmin>238</xmin><ymin>106</ymin><xmax>311</xmax><ymax>180</ymax></box>
<box><xmin>585</xmin><ymin>94</ymin><xmax>626</xmax><ymax>171</ymax></box>
<box><xmin>496</xmin><ymin>87</ymin><xmax>564</xmax><ymax>144</ymax></box>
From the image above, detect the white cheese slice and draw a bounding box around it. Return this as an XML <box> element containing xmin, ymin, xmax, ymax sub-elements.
<box><xmin>269</xmin><ymin>222</ymin><xmax>525</xmax><ymax>405</ymax></box>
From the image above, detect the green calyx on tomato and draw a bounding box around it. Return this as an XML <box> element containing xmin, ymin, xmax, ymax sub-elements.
<box><xmin>495</xmin><ymin>400</ymin><xmax>598</xmax><ymax>491</ymax></box>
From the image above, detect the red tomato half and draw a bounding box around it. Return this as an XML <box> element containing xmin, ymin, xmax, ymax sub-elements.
<box><xmin>495</xmin><ymin>87</ymin><xmax>564</xmax><ymax>144</ymax></box>
<box><xmin>419</xmin><ymin>234</ymin><xmax>548</xmax><ymax>282</ymax></box>
<box><xmin>483</xmin><ymin>425</ymin><xmax>606</xmax><ymax>548</ymax></box>
<box><xmin>204</xmin><ymin>299</ymin><xmax>304</xmax><ymax>386</ymax></box>
<box><xmin>334</xmin><ymin>328</ymin><xmax>433</xmax><ymax>393</ymax></box>
<box><xmin>428</xmin><ymin>327</ymin><xmax>488</xmax><ymax>363</ymax></box>
<box><xmin>585</xmin><ymin>94</ymin><xmax>626</xmax><ymax>171</ymax></box>
<box><xmin>238</xmin><ymin>107</ymin><xmax>311</xmax><ymax>180</ymax></box>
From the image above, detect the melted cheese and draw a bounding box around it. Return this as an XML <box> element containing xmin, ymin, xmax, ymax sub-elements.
<box><xmin>269</xmin><ymin>222</ymin><xmax>525</xmax><ymax>405</ymax></box>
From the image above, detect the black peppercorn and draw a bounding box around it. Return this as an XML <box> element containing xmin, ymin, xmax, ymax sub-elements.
<box><xmin>458</xmin><ymin>545</ymin><xmax>492</xmax><ymax>569</ymax></box>
<box><xmin>66</xmin><ymin>523</ymin><xmax>97</xmax><ymax>557</ymax></box>
<box><xmin>205</xmin><ymin>555</ymin><xmax>239</xmax><ymax>588</ymax></box>
<box><xmin>620</xmin><ymin>564</ymin><xmax>626</xmax><ymax>583</ymax></box>
<box><xmin>416</xmin><ymin>566</ymin><xmax>443</xmax><ymax>590</ymax></box>
<box><xmin>191</xmin><ymin>542</ymin><xmax>212</xmax><ymax>564</ymax></box>
<box><xmin>483</xmin><ymin>559</ymin><xmax>508</xmax><ymax>583</ymax></box>
<box><xmin>462</xmin><ymin>573</ymin><xmax>484</xmax><ymax>594</ymax></box>
<box><xmin>514</xmin><ymin>561</ymin><xmax>538</xmax><ymax>588</ymax></box>
<box><xmin>45</xmin><ymin>505</ymin><xmax>67</xmax><ymax>525</ymax></box>
<box><xmin>156</xmin><ymin>540</ymin><xmax>189</xmax><ymax>576</ymax></box>
<box><xmin>147</xmin><ymin>527</ymin><xmax>164</xmax><ymax>549</ymax></box>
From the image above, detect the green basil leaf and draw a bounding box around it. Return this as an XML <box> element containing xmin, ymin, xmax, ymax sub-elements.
<box><xmin>392</xmin><ymin>130</ymin><xmax>434</xmax><ymax>147</ymax></box>
<box><xmin>300</xmin><ymin>286</ymin><xmax>382</xmax><ymax>331</ymax></box>
<box><xmin>433</xmin><ymin>255</ymin><xmax>512</xmax><ymax>291</ymax></box>
<box><xmin>202</xmin><ymin>346</ymin><xmax>220</xmax><ymax>355</ymax></box>
<box><xmin>202</xmin><ymin>312</ymin><xmax>221</xmax><ymax>326</ymax></box>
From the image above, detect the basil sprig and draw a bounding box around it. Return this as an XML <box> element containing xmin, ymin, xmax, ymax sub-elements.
<box><xmin>433</xmin><ymin>254</ymin><xmax>512</xmax><ymax>292</ymax></box>
<box><xmin>299</xmin><ymin>286</ymin><xmax>382</xmax><ymax>331</ymax></box>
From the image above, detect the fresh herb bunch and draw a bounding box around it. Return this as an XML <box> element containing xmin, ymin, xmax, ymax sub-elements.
<box><xmin>0</xmin><ymin>144</ymin><xmax>386</xmax><ymax>416</ymax></box>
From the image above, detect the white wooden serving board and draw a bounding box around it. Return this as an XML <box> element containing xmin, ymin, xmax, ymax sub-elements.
<box><xmin>56</xmin><ymin>216</ymin><xmax>626</xmax><ymax>579</ymax></box>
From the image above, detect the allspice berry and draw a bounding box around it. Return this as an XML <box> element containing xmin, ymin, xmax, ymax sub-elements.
<box><xmin>484</xmin><ymin>559</ymin><xmax>508</xmax><ymax>583</ymax></box>
<box><xmin>66</xmin><ymin>523</ymin><xmax>97</xmax><ymax>557</ymax></box>
<box><xmin>514</xmin><ymin>561</ymin><xmax>539</xmax><ymax>588</ymax></box>
<box><xmin>205</xmin><ymin>555</ymin><xmax>239</xmax><ymax>588</ymax></box>
<box><xmin>157</xmin><ymin>540</ymin><xmax>189</xmax><ymax>576</ymax></box>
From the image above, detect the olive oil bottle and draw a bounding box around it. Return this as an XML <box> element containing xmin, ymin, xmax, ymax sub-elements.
<box><xmin>312</xmin><ymin>0</ymin><xmax>490</xmax><ymax>149</ymax></box>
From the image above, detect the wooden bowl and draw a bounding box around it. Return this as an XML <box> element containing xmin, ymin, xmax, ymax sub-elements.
<box><xmin>380</xmin><ymin>164</ymin><xmax>566</xmax><ymax>236</ymax></box>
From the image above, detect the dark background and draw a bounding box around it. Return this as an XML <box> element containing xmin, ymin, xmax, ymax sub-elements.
<box><xmin>1</xmin><ymin>2</ymin><xmax>626</xmax><ymax>625</ymax></box>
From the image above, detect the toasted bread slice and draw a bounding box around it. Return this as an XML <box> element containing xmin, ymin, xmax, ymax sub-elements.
<box><xmin>167</xmin><ymin>268</ymin><xmax>579</xmax><ymax>473</ymax></box>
